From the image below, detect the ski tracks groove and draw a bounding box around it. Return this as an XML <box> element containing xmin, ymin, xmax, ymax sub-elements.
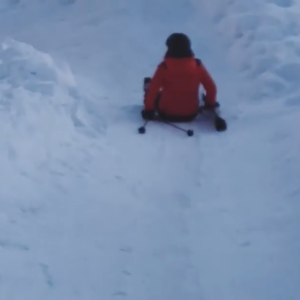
<box><xmin>108</xmin><ymin>128</ymin><xmax>206</xmax><ymax>299</ymax></box>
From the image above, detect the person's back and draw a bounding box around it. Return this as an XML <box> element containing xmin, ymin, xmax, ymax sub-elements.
<box><xmin>142</xmin><ymin>33</ymin><xmax>217</xmax><ymax>122</ymax></box>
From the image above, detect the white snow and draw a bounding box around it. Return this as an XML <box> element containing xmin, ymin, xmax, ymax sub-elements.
<box><xmin>0</xmin><ymin>1</ymin><xmax>299</xmax><ymax>300</ymax></box>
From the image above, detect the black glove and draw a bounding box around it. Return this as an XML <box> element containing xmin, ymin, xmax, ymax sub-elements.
<box><xmin>141</xmin><ymin>110</ymin><xmax>155</xmax><ymax>120</ymax></box>
<box><xmin>202</xmin><ymin>93</ymin><xmax>219</xmax><ymax>109</ymax></box>
<box><xmin>143</xmin><ymin>77</ymin><xmax>151</xmax><ymax>92</ymax></box>
<box><xmin>215</xmin><ymin>116</ymin><xmax>227</xmax><ymax>131</ymax></box>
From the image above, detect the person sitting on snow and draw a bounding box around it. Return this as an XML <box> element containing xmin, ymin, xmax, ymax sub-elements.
<box><xmin>142</xmin><ymin>32</ymin><xmax>217</xmax><ymax>123</ymax></box>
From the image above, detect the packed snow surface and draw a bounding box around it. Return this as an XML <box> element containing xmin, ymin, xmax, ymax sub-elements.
<box><xmin>0</xmin><ymin>0</ymin><xmax>299</xmax><ymax>300</ymax></box>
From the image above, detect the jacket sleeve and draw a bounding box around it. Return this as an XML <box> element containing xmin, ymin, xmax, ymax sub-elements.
<box><xmin>144</xmin><ymin>63</ymin><xmax>164</xmax><ymax>111</ymax></box>
<box><xmin>198</xmin><ymin>63</ymin><xmax>217</xmax><ymax>106</ymax></box>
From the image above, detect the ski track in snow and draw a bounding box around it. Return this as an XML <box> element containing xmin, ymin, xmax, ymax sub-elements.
<box><xmin>0</xmin><ymin>0</ymin><xmax>299</xmax><ymax>300</ymax></box>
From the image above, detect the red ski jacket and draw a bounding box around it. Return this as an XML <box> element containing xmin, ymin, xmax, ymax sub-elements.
<box><xmin>144</xmin><ymin>57</ymin><xmax>217</xmax><ymax>116</ymax></box>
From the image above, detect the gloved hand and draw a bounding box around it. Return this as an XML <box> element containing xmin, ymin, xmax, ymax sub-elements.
<box><xmin>202</xmin><ymin>93</ymin><xmax>218</xmax><ymax>109</ymax></box>
<box><xmin>204</xmin><ymin>99</ymin><xmax>216</xmax><ymax>110</ymax></box>
<box><xmin>143</xmin><ymin>77</ymin><xmax>151</xmax><ymax>92</ymax></box>
<box><xmin>215</xmin><ymin>116</ymin><xmax>227</xmax><ymax>131</ymax></box>
<box><xmin>141</xmin><ymin>110</ymin><xmax>155</xmax><ymax>120</ymax></box>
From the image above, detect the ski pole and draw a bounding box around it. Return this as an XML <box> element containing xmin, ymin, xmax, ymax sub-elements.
<box><xmin>138</xmin><ymin>120</ymin><xmax>148</xmax><ymax>134</ymax></box>
<box><xmin>138</xmin><ymin>120</ymin><xmax>193</xmax><ymax>136</ymax></box>
<box><xmin>161</xmin><ymin>120</ymin><xmax>194</xmax><ymax>136</ymax></box>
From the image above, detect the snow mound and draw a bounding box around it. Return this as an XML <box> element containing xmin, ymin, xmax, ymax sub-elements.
<box><xmin>0</xmin><ymin>38</ymin><xmax>98</xmax><ymax>133</ymax></box>
<box><xmin>0</xmin><ymin>38</ymin><xmax>76</xmax><ymax>96</ymax></box>
<box><xmin>200</xmin><ymin>0</ymin><xmax>300</xmax><ymax>104</ymax></box>
<box><xmin>0</xmin><ymin>39</ymin><xmax>104</xmax><ymax>201</ymax></box>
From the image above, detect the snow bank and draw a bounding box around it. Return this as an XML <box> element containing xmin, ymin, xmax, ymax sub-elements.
<box><xmin>0</xmin><ymin>39</ymin><xmax>102</xmax><ymax>202</ymax></box>
<box><xmin>195</xmin><ymin>0</ymin><xmax>300</xmax><ymax>103</ymax></box>
<box><xmin>0</xmin><ymin>39</ymin><xmax>76</xmax><ymax>96</ymax></box>
<box><xmin>0</xmin><ymin>38</ymin><xmax>81</xmax><ymax>137</ymax></box>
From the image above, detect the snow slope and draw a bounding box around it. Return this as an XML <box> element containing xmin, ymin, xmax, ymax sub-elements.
<box><xmin>0</xmin><ymin>1</ymin><xmax>299</xmax><ymax>300</ymax></box>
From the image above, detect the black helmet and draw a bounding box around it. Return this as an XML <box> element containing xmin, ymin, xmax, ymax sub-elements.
<box><xmin>165</xmin><ymin>33</ymin><xmax>193</xmax><ymax>58</ymax></box>
<box><xmin>166</xmin><ymin>33</ymin><xmax>191</xmax><ymax>49</ymax></box>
